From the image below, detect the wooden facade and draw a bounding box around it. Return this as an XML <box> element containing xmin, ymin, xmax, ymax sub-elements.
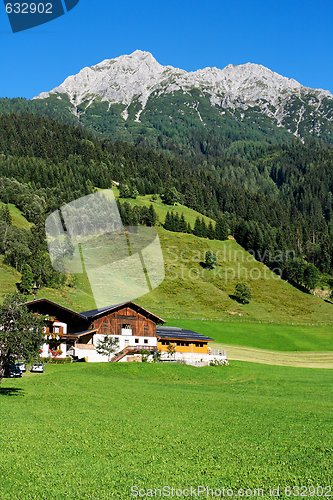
<box><xmin>158</xmin><ymin>339</ymin><xmax>209</xmax><ymax>355</ymax></box>
<box><xmin>90</xmin><ymin>306</ymin><xmax>157</xmax><ymax>338</ymax></box>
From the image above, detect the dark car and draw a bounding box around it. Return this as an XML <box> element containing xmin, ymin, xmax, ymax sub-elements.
<box><xmin>15</xmin><ymin>362</ymin><xmax>26</xmax><ymax>373</ymax></box>
<box><xmin>5</xmin><ymin>365</ymin><xmax>23</xmax><ymax>378</ymax></box>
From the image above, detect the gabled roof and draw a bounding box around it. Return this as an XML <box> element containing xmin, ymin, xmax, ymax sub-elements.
<box><xmin>24</xmin><ymin>298</ymin><xmax>87</xmax><ymax>321</ymax></box>
<box><xmin>156</xmin><ymin>326</ymin><xmax>214</xmax><ymax>342</ymax></box>
<box><xmin>80</xmin><ymin>301</ymin><xmax>164</xmax><ymax>324</ymax></box>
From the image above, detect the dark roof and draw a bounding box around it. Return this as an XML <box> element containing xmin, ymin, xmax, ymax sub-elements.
<box><xmin>65</xmin><ymin>329</ymin><xmax>97</xmax><ymax>339</ymax></box>
<box><xmin>24</xmin><ymin>298</ymin><xmax>87</xmax><ymax>321</ymax></box>
<box><xmin>156</xmin><ymin>326</ymin><xmax>214</xmax><ymax>342</ymax></box>
<box><xmin>80</xmin><ymin>302</ymin><xmax>126</xmax><ymax>318</ymax></box>
<box><xmin>80</xmin><ymin>301</ymin><xmax>164</xmax><ymax>324</ymax></box>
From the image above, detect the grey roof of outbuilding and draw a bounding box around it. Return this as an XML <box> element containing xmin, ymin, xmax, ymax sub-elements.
<box><xmin>156</xmin><ymin>326</ymin><xmax>214</xmax><ymax>342</ymax></box>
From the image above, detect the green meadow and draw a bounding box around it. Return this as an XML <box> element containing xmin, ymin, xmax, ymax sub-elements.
<box><xmin>0</xmin><ymin>363</ymin><xmax>332</xmax><ymax>499</ymax></box>
<box><xmin>166</xmin><ymin>319</ymin><xmax>333</xmax><ymax>351</ymax></box>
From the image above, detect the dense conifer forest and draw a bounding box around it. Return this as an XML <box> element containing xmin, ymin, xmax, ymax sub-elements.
<box><xmin>0</xmin><ymin>112</ymin><xmax>332</xmax><ymax>294</ymax></box>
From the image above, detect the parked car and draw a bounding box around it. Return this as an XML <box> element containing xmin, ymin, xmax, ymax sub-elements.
<box><xmin>30</xmin><ymin>363</ymin><xmax>44</xmax><ymax>373</ymax></box>
<box><xmin>5</xmin><ymin>364</ymin><xmax>22</xmax><ymax>378</ymax></box>
<box><xmin>15</xmin><ymin>362</ymin><xmax>26</xmax><ymax>372</ymax></box>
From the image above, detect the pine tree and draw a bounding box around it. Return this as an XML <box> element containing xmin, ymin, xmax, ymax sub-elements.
<box><xmin>148</xmin><ymin>204</ymin><xmax>158</xmax><ymax>226</ymax></box>
<box><xmin>19</xmin><ymin>264</ymin><xmax>35</xmax><ymax>294</ymax></box>
<box><xmin>215</xmin><ymin>216</ymin><xmax>229</xmax><ymax>241</ymax></box>
<box><xmin>173</xmin><ymin>212</ymin><xmax>180</xmax><ymax>232</ymax></box>
<box><xmin>200</xmin><ymin>218</ymin><xmax>208</xmax><ymax>238</ymax></box>
<box><xmin>164</xmin><ymin>211</ymin><xmax>173</xmax><ymax>231</ymax></box>
<box><xmin>207</xmin><ymin>221</ymin><xmax>215</xmax><ymax>240</ymax></box>
<box><xmin>179</xmin><ymin>213</ymin><xmax>187</xmax><ymax>233</ymax></box>
<box><xmin>193</xmin><ymin>217</ymin><xmax>202</xmax><ymax>237</ymax></box>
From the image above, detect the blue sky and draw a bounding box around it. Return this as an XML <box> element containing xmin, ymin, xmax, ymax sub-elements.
<box><xmin>0</xmin><ymin>0</ymin><xmax>332</xmax><ymax>98</ymax></box>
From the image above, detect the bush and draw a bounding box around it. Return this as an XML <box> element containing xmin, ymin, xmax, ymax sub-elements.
<box><xmin>234</xmin><ymin>283</ymin><xmax>252</xmax><ymax>304</ymax></box>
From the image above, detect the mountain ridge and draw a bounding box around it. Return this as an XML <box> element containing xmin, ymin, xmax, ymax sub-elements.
<box><xmin>34</xmin><ymin>50</ymin><xmax>333</xmax><ymax>138</ymax></box>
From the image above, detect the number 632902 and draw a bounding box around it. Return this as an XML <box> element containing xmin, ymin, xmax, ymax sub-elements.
<box><xmin>6</xmin><ymin>3</ymin><xmax>53</xmax><ymax>14</ymax></box>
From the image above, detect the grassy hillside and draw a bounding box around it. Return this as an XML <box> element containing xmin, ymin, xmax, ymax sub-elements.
<box><xmin>138</xmin><ymin>229</ymin><xmax>333</xmax><ymax>324</ymax></box>
<box><xmin>0</xmin><ymin>202</ymin><xmax>31</xmax><ymax>230</ymax></box>
<box><xmin>0</xmin><ymin>256</ymin><xmax>20</xmax><ymax>296</ymax></box>
<box><xmin>117</xmin><ymin>190</ymin><xmax>214</xmax><ymax>228</ymax></box>
<box><xmin>0</xmin><ymin>363</ymin><xmax>332</xmax><ymax>498</ymax></box>
<box><xmin>0</xmin><ymin>199</ymin><xmax>331</xmax><ymax>326</ymax></box>
<box><xmin>34</xmin><ymin>228</ymin><xmax>333</xmax><ymax>325</ymax></box>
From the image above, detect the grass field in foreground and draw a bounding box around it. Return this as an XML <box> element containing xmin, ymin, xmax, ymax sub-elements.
<box><xmin>0</xmin><ymin>363</ymin><xmax>332</xmax><ymax>499</ymax></box>
<box><xmin>166</xmin><ymin>319</ymin><xmax>333</xmax><ymax>351</ymax></box>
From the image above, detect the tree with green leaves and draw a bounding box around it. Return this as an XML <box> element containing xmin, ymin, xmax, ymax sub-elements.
<box><xmin>200</xmin><ymin>218</ymin><xmax>208</xmax><ymax>238</ymax></box>
<box><xmin>193</xmin><ymin>217</ymin><xmax>203</xmax><ymax>237</ymax></box>
<box><xmin>19</xmin><ymin>264</ymin><xmax>34</xmax><ymax>294</ymax></box>
<box><xmin>204</xmin><ymin>250</ymin><xmax>217</xmax><ymax>269</ymax></box>
<box><xmin>207</xmin><ymin>221</ymin><xmax>215</xmax><ymax>240</ymax></box>
<box><xmin>173</xmin><ymin>212</ymin><xmax>180</xmax><ymax>232</ymax></box>
<box><xmin>303</xmin><ymin>263</ymin><xmax>320</xmax><ymax>290</ymax></box>
<box><xmin>148</xmin><ymin>204</ymin><xmax>158</xmax><ymax>226</ymax></box>
<box><xmin>161</xmin><ymin>187</ymin><xmax>182</xmax><ymax>206</ymax></box>
<box><xmin>234</xmin><ymin>283</ymin><xmax>252</xmax><ymax>304</ymax></box>
<box><xmin>95</xmin><ymin>336</ymin><xmax>119</xmax><ymax>362</ymax></box>
<box><xmin>119</xmin><ymin>184</ymin><xmax>138</xmax><ymax>199</ymax></box>
<box><xmin>167</xmin><ymin>342</ymin><xmax>176</xmax><ymax>360</ymax></box>
<box><xmin>0</xmin><ymin>205</ymin><xmax>12</xmax><ymax>227</ymax></box>
<box><xmin>179</xmin><ymin>213</ymin><xmax>187</xmax><ymax>233</ymax></box>
<box><xmin>164</xmin><ymin>211</ymin><xmax>173</xmax><ymax>231</ymax></box>
<box><xmin>0</xmin><ymin>294</ymin><xmax>44</xmax><ymax>381</ymax></box>
<box><xmin>215</xmin><ymin>216</ymin><xmax>228</xmax><ymax>241</ymax></box>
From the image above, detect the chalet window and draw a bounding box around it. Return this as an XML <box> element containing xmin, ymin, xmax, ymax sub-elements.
<box><xmin>122</xmin><ymin>324</ymin><xmax>131</xmax><ymax>330</ymax></box>
<box><xmin>144</xmin><ymin>339</ymin><xmax>148</xmax><ymax>344</ymax></box>
<box><xmin>135</xmin><ymin>339</ymin><xmax>139</xmax><ymax>344</ymax></box>
<box><xmin>53</xmin><ymin>326</ymin><xmax>60</xmax><ymax>334</ymax></box>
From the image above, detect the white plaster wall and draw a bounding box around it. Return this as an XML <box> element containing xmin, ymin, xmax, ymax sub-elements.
<box><xmin>93</xmin><ymin>333</ymin><xmax>157</xmax><ymax>353</ymax></box>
